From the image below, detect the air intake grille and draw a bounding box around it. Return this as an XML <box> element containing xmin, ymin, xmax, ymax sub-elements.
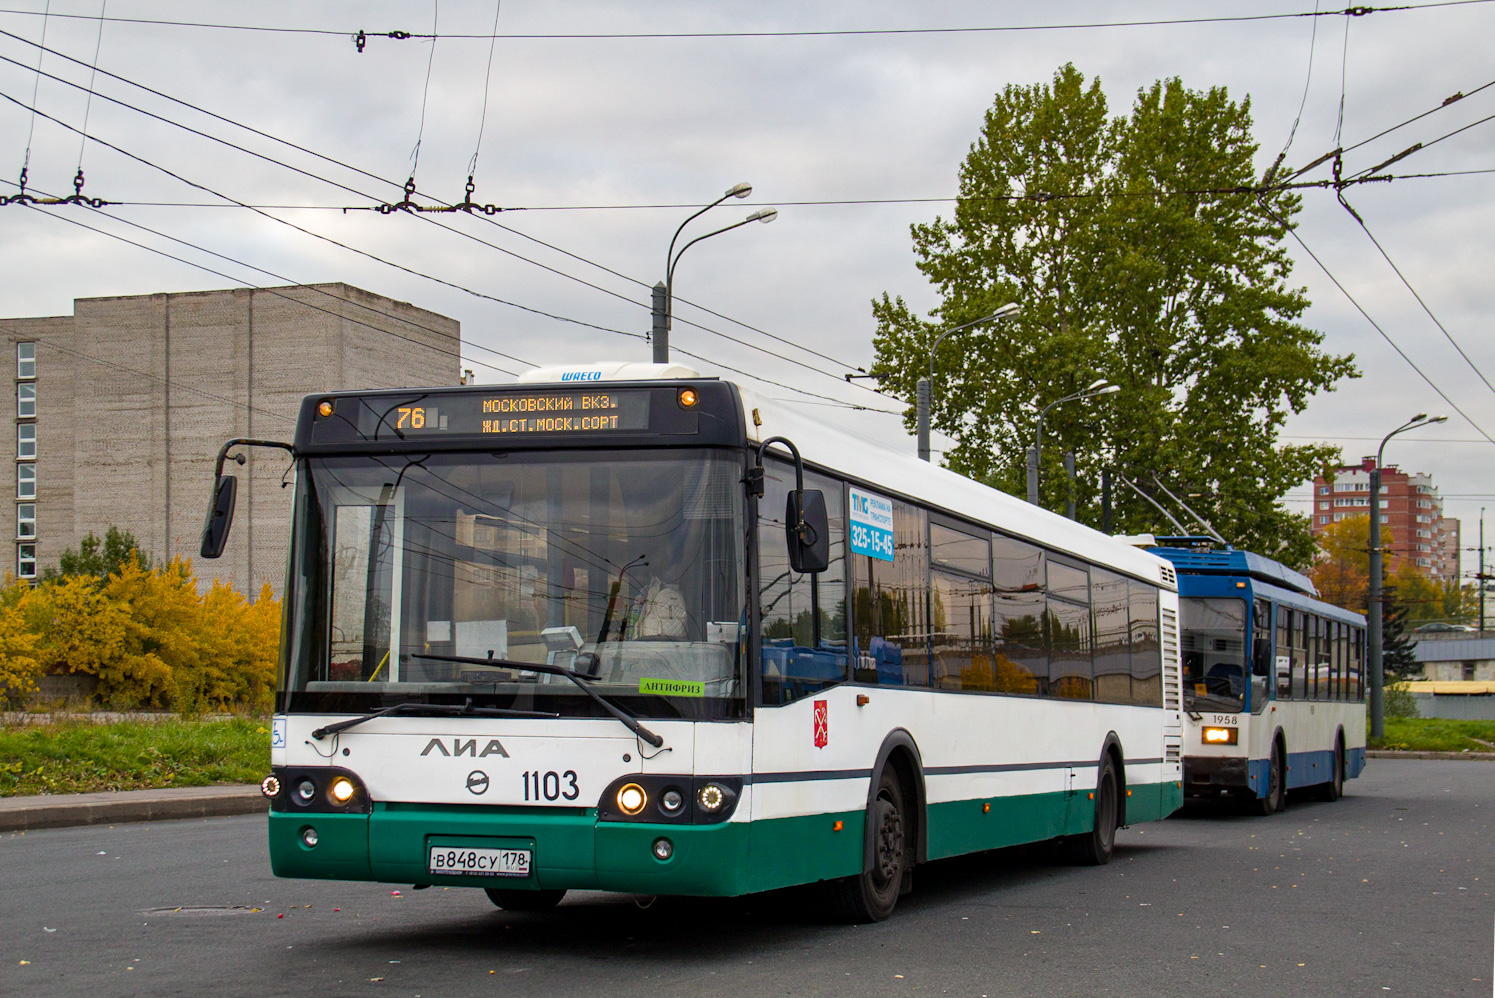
<box><xmin>1159</xmin><ymin>564</ymin><xmax>1177</xmax><ymax>588</ymax></box>
<box><xmin>1161</xmin><ymin>607</ymin><xmax>1181</xmax><ymax>712</ymax></box>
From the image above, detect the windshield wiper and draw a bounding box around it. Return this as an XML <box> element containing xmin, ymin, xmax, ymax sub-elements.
<box><xmin>412</xmin><ymin>653</ymin><xmax>665</xmax><ymax>748</ymax></box>
<box><xmin>311</xmin><ymin>699</ymin><xmax>558</xmax><ymax>740</ymax></box>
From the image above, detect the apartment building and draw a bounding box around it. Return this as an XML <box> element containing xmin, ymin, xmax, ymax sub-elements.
<box><xmin>2</xmin><ymin>284</ymin><xmax>460</xmax><ymax>597</ymax></box>
<box><xmin>1311</xmin><ymin>457</ymin><xmax>1459</xmax><ymax>580</ymax></box>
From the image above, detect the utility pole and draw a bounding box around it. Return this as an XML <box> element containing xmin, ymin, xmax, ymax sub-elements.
<box><xmin>1063</xmin><ymin>451</ymin><xmax>1076</xmax><ymax>520</ymax></box>
<box><xmin>1481</xmin><ymin>508</ymin><xmax>1486</xmax><ymax>632</ymax></box>
<box><xmin>651</xmin><ymin>282</ymin><xmax>668</xmax><ymax>363</ymax></box>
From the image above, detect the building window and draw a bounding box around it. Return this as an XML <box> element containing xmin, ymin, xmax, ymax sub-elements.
<box><xmin>16</xmin><ymin>422</ymin><xmax>34</xmax><ymax>460</ymax></box>
<box><xmin>1416</xmin><ymin>557</ymin><xmax>1432</xmax><ymax>567</ymax></box>
<box><xmin>1318</xmin><ymin>486</ymin><xmax>1331</xmax><ymax>495</ymax></box>
<box><xmin>1317</xmin><ymin>515</ymin><xmax>1329</xmax><ymax>524</ymax></box>
<box><xmin>16</xmin><ymin>383</ymin><xmax>34</xmax><ymax>418</ymax></box>
<box><xmin>17</xmin><ymin>543</ymin><xmax>35</xmax><ymax>578</ymax></box>
<box><xmin>16</xmin><ymin>503</ymin><xmax>34</xmax><ymax>539</ymax></box>
<box><xmin>16</xmin><ymin>463</ymin><xmax>34</xmax><ymax>499</ymax></box>
<box><xmin>16</xmin><ymin>342</ymin><xmax>34</xmax><ymax>380</ymax></box>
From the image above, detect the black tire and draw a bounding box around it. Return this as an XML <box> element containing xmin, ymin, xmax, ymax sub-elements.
<box><xmin>1319</xmin><ymin>738</ymin><xmax>1345</xmax><ymax>802</ymax></box>
<box><xmin>485</xmin><ymin>888</ymin><xmax>566</xmax><ymax>911</ymax></box>
<box><xmin>1253</xmin><ymin>742</ymin><xmax>1286</xmax><ymax>816</ymax></box>
<box><xmin>826</xmin><ymin>767</ymin><xmax>908</xmax><ymax>923</ymax></box>
<box><xmin>1065</xmin><ymin>754</ymin><xmax>1119</xmax><ymax>866</ymax></box>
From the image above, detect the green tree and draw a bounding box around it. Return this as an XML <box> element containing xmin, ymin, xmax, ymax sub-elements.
<box><xmin>45</xmin><ymin>526</ymin><xmax>152</xmax><ymax>582</ymax></box>
<box><xmin>1381</xmin><ymin>581</ymin><xmax>1421</xmax><ymax>680</ymax></box>
<box><xmin>869</xmin><ymin>65</ymin><xmax>1356</xmax><ymax>568</ymax></box>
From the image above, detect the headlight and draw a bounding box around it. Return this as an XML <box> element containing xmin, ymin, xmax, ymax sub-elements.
<box><xmin>329</xmin><ymin>777</ymin><xmax>356</xmax><ymax>804</ymax></box>
<box><xmin>652</xmin><ymin>837</ymin><xmax>674</xmax><ymax>860</ymax></box>
<box><xmin>301</xmin><ymin>826</ymin><xmax>319</xmax><ymax>847</ymax></box>
<box><xmin>697</xmin><ymin>783</ymin><xmax>727</xmax><ymax>812</ymax></box>
<box><xmin>617</xmin><ymin>783</ymin><xmax>647</xmax><ymax>815</ymax></box>
<box><xmin>295</xmin><ymin>778</ymin><xmax>317</xmax><ymax>803</ymax></box>
<box><xmin>1202</xmin><ymin>726</ymin><xmax>1238</xmax><ymax>745</ymax></box>
<box><xmin>660</xmin><ymin>788</ymin><xmax>685</xmax><ymax>815</ymax></box>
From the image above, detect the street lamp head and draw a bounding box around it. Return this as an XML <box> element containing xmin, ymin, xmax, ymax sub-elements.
<box><xmin>725</xmin><ymin>182</ymin><xmax>753</xmax><ymax>199</ymax></box>
<box><xmin>1086</xmin><ymin>378</ymin><xmax>1109</xmax><ymax>391</ymax></box>
<box><xmin>748</xmin><ymin>207</ymin><xmax>778</xmax><ymax>223</ymax></box>
<box><xmin>1095</xmin><ymin>384</ymin><xmax>1122</xmax><ymax>396</ymax></box>
<box><xmin>1427</xmin><ymin>415</ymin><xmax>1449</xmax><ymax>424</ymax></box>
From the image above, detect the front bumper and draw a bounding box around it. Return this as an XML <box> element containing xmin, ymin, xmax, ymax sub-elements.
<box><xmin>268</xmin><ymin>803</ymin><xmax>755</xmax><ymax>895</ymax></box>
<box><xmin>1183</xmin><ymin>756</ymin><xmax>1250</xmax><ymax>795</ymax></box>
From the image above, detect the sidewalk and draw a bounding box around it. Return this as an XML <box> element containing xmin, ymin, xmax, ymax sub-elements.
<box><xmin>1365</xmin><ymin>749</ymin><xmax>1495</xmax><ymax>761</ymax></box>
<box><xmin>0</xmin><ymin>784</ymin><xmax>265</xmax><ymax>833</ymax></box>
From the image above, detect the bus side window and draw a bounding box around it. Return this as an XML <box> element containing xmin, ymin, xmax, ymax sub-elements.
<box><xmin>1091</xmin><ymin>568</ymin><xmax>1131</xmax><ymax>705</ymax></box>
<box><xmin>990</xmin><ymin>533</ymin><xmax>1047</xmax><ymax>695</ymax></box>
<box><xmin>1275</xmin><ymin>606</ymin><xmax>1292</xmax><ymax>700</ymax></box>
<box><xmin>1128</xmin><ymin>580</ymin><xmax>1161</xmax><ymax>707</ymax></box>
<box><xmin>758</xmin><ymin>460</ymin><xmax>848</xmax><ymax>705</ymax></box>
<box><xmin>851</xmin><ymin>498</ymin><xmax>928</xmax><ymax>689</ymax></box>
<box><xmin>1291</xmin><ymin>612</ymin><xmax>1307</xmax><ymax>700</ymax></box>
<box><xmin>929</xmin><ymin>521</ymin><xmax>993</xmax><ymax>692</ymax></box>
<box><xmin>1046</xmin><ymin>558</ymin><xmax>1093</xmax><ymax>700</ymax></box>
<box><xmin>1251</xmin><ymin>599</ymin><xmax>1272</xmax><ymax>710</ymax></box>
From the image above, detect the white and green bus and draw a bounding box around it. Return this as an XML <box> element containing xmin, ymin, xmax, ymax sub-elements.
<box><xmin>203</xmin><ymin>363</ymin><xmax>1184</xmax><ymax>921</ymax></box>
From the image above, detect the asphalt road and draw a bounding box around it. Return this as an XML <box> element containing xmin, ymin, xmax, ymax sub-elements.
<box><xmin>2</xmin><ymin>758</ymin><xmax>1490</xmax><ymax>998</ymax></box>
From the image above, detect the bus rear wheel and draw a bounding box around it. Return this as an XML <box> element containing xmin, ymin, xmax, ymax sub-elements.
<box><xmin>485</xmin><ymin>888</ymin><xmax>566</xmax><ymax>911</ymax></box>
<box><xmin>1065</xmin><ymin>755</ymin><xmax>1119</xmax><ymax>866</ymax></box>
<box><xmin>826</xmin><ymin>768</ymin><xmax>907</xmax><ymax>923</ymax></box>
<box><xmin>1319</xmin><ymin>738</ymin><xmax>1345</xmax><ymax>802</ymax></box>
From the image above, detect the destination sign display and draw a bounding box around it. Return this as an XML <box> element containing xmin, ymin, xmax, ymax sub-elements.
<box><xmin>374</xmin><ymin>391</ymin><xmax>651</xmax><ymax>437</ymax></box>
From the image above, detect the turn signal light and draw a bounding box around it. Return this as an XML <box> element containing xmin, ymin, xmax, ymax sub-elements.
<box><xmin>317</xmin><ymin>400</ymin><xmax>333</xmax><ymax>417</ymax></box>
<box><xmin>678</xmin><ymin>388</ymin><xmax>698</xmax><ymax>408</ymax></box>
<box><xmin>1202</xmin><ymin>726</ymin><xmax>1238</xmax><ymax>745</ymax></box>
<box><xmin>617</xmin><ymin>783</ymin><xmax>647</xmax><ymax>815</ymax></box>
<box><xmin>329</xmin><ymin>777</ymin><xmax>356</xmax><ymax>804</ymax></box>
<box><xmin>260</xmin><ymin>775</ymin><xmax>281</xmax><ymax>799</ymax></box>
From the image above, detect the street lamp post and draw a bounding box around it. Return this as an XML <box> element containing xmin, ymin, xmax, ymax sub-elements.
<box><xmin>651</xmin><ymin>183</ymin><xmax>776</xmax><ymax>363</ymax></box>
<box><xmin>1368</xmin><ymin>412</ymin><xmax>1447</xmax><ymax>740</ymax></box>
<box><xmin>916</xmin><ymin>303</ymin><xmax>1021</xmax><ymax>462</ymax></box>
<box><xmin>1025</xmin><ymin>381</ymin><xmax>1121</xmax><ymax>506</ymax></box>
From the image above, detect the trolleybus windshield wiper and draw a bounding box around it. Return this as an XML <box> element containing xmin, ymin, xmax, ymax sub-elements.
<box><xmin>411</xmin><ymin>653</ymin><xmax>665</xmax><ymax>748</ymax></box>
<box><xmin>310</xmin><ymin>700</ymin><xmax>558</xmax><ymax>740</ymax></box>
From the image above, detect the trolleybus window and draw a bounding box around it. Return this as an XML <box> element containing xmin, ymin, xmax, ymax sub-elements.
<box><xmin>1180</xmin><ymin>597</ymin><xmax>1246</xmax><ymax>711</ymax></box>
<box><xmin>991</xmin><ymin>533</ymin><xmax>1046</xmax><ymax>694</ymax></box>
<box><xmin>282</xmin><ymin>449</ymin><xmax>746</xmax><ymax>719</ymax></box>
<box><xmin>1129</xmin><ymin>580</ymin><xmax>1162</xmax><ymax>706</ymax></box>
<box><xmin>1251</xmin><ymin>599</ymin><xmax>1272</xmax><ymax>711</ymax></box>
<box><xmin>851</xmin><ymin>498</ymin><xmax>930</xmax><ymax>687</ymax></box>
<box><xmin>1092</xmin><ymin>568</ymin><xmax>1131</xmax><ymax>704</ymax></box>
<box><xmin>1047</xmin><ymin>558</ymin><xmax>1092</xmax><ymax>699</ymax></box>
<box><xmin>759</xmin><ymin>460</ymin><xmax>848</xmax><ymax>705</ymax></box>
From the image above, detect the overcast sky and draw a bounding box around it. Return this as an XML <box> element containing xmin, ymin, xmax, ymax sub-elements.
<box><xmin>3</xmin><ymin>1</ymin><xmax>1494</xmax><ymax>568</ymax></box>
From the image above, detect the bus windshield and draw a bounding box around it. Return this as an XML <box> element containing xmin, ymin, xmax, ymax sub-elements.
<box><xmin>281</xmin><ymin>448</ymin><xmax>746</xmax><ymax>719</ymax></box>
<box><xmin>1181</xmin><ymin>597</ymin><xmax>1246</xmax><ymax>712</ymax></box>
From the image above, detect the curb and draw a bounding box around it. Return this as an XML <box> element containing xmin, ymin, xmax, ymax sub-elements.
<box><xmin>0</xmin><ymin>785</ymin><xmax>266</xmax><ymax>832</ymax></box>
<box><xmin>1366</xmin><ymin>750</ymin><xmax>1495</xmax><ymax>761</ymax></box>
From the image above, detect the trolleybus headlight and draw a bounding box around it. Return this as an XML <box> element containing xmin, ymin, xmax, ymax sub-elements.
<box><xmin>301</xmin><ymin>826</ymin><xmax>319</xmax><ymax>848</ymax></box>
<box><xmin>617</xmin><ymin>783</ymin><xmax>648</xmax><ymax>816</ymax></box>
<box><xmin>697</xmin><ymin>783</ymin><xmax>727</xmax><ymax>813</ymax></box>
<box><xmin>652</xmin><ymin>837</ymin><xmax>674</xmax><ymax>860</ymax></box>
<box><xmin>260</xmin><ymin>775</ymin><xmax>281</xmax><ymax>799</ymax></box>
<box><xmin>1202</xmin><ymin>727</ymin><xmax>1238</xmax><ymax>745</ymax></box>
<box><xmin>329</xmin><ymin>776</ymin><xmax>356</xmax><ymax>805</ymax></box>
<box><xmin>660</xmin><ymin>788</ymin><xmax>684</xmax><ymax>815</ymax></box>
<box><xmin>294</xmin><ymin>778</ymin><xmax>317</xmax><ymax>803</ymax></box>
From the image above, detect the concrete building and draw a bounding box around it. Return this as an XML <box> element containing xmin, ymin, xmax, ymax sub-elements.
<box><xmin>1311</xmin><ymin>457</ymin><xmax>1460</xmax><ymax>581</ymax></box>
<box><xmin>2</xmin><ymin>284</ymin><xmax>460</xmax><ymax>597</ymax></box>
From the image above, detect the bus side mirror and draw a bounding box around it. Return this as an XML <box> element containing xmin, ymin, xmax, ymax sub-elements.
<box><xmin>786</xmin><ymin>489</ymin><xmax>830</xmax><ymax>574</ymax></box>
<box><xmin>200</xmin><ymin>475</ymin><xmax>238</xmax><ymax>559</ymax></box>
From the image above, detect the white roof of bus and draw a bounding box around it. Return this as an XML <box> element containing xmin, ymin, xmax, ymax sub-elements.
<box><xmin>736</xmin><ymin>384</ymin><xmax>1173</xmax><ymax>588</ymax></box>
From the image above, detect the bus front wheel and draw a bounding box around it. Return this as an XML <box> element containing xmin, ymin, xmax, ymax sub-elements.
<box><xmin>826</xmin><ymin>767</ymin><xmax>907</xmax><ymax>923</ymax></box>
<box><xmin>1253</xmin><ymin>743</ymin><xmax>1286</xmax><ymax>816</ymax></box>
<box><xmin>485</xmin><ymin>888</ymin><xmax>566</xmax><ymax>911</ymax></box>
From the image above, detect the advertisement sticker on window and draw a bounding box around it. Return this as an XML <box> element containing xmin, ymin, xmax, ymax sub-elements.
<box><xmin>849</xmin><ymin>486</ymin><xmax>895</xmax><ymax>562</ymax></box>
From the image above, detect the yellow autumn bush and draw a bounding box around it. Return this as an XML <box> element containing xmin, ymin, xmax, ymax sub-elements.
<box><xmin>8</xmin><ymin>554</ymin><xmax>280</xmax><ymax>713</ymax></box>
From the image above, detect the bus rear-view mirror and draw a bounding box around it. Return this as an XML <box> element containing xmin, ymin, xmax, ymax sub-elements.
<box><xmin>200</xmin><ymin>475</ymin><xmax>238</xmax><ymax>559</ymax></box>
<box><xmin>786</xmin><ymin>488</ymin><xmax>830</xmax><ymax>574</ymax></box>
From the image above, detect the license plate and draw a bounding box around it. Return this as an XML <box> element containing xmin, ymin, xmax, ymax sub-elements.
<box><xmin>428</xmin><ymin>846</ymin><xmax>531</xmax><ymax>878</ymax></box>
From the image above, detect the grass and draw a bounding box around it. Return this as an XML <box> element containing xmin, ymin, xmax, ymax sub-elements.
<box><xmin>1368</xmin><ymin>716</ymin><xmax>1495</xmax><ymax>753</ymax></box>
<box><xmin>0</xmin><ymin>717</ymin><xmax>270</xmax><ymax>797</ymax></box>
